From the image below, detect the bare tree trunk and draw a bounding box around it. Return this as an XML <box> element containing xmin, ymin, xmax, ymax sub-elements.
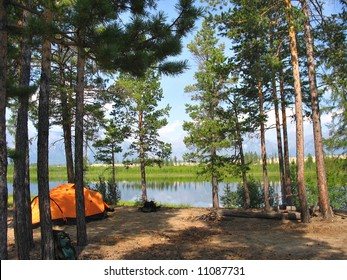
<box><xmin>62</xmin><ymin>103</ymin><xmax>74</xmax><ymax>182</ymax></box>
<box><xmin>271</xmin><ymin>76</ymin><xmax>286</xmax><ymax>206</ymax></box>
<box><xmin>75</xmin><ymin>47</ymin><xmax>87</xmax><ymax>246</ymax></box>
<box><xmin>55</xmin><ymin>45</ymin><xmax>74</xmax><ymax>182</ymax></box>
<box><xmin>13</xmin><ymin>5</ymin><xmax>33</xmax><ymax>259</ymax></box>
<box><xmin>258</xmin><ymin>81</ymin><xmax>271</xmax><ymax>211</ymax></box>
<box><xmin>139</xmin><ymin>111</ymin><xmax>148</xmax><ymax>202</ymax></box>
<box><xmin>0</xmin><ymin>0</ymin><xmax>8</xmax><ymax>260</ymax></box>
<box><xmin>235</xmin><ymin>109</ymin><xmax>250</xmax><ymax>208</ymax></box>
<box><xmin>269</xmin><ymin>25</ymin><xmax>286</xmax><ymax>206</ymax></box>
<box><xmin>284</xmin><ymin>0</ymin><xmax>310</xmax><ymax>223</ymax></box>
<box><xmin>300</xmin><ymin>0</ymin><xmax>333</xmax><ymax>219</ymax></box>
<box><xmin>111</xmin><ymin>144</ymin><xmax>116</xmax><ymax>185</ymax></box>
<box><xmin>38</xmin><ymin>7</ymin><xmax>55</xmax><ymax>259</ymax></box>
<box><xmin>212</xmin><ymin>173</ymin><xmax>219</xmax><ymax>209</ymax></box>
<box><xmin>279</xmin><ymin>69</ymin><xmax>293</xmax><ymax>206</ymax></box>
<box><xmin>240</xmin><ymin>144</ymin><xmax>250</xmax><ymax>208</ymax></box>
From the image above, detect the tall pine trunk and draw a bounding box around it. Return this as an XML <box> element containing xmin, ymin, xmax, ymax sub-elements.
<box><xmin>13</xmin><ymin>6</ymin><xmax>33</xmax><ymax>259</ymax></box>
<box><xmin>139</xmin><ymin>111</ymin><xmax>148</xmax><ymax>202</ymax></box>
<box><xmin>269</xmin><ymin>24</ymin><xmax>286</xmax><ymax>206</ymax></box>
<box><xmin>279</xmin><ymin>70</ymin><xmax>293</xmax><ymax>206</ymax></box>
<box><xmin>284</xmin><ymin>0</ymin><xmax>310</xmax><ymax>223</ymax></box>
<box><xmin>59</xmin><ymin>62</ymin><xmax>74</xmax><ymax>182</ymax></box>
<box><xmin>0</xmin><ymin>0</ymin><xmax>8</xmax><ymax>260</ymax></box>
<box><xmin>61</xmin><ymin>92</ymin><xmax>74</xmax><ymax>182</ymax></box>
<box><xmin>211</xmin><ymin>145</ymin><xmax>219</xmax><ymax>209</ymax></box>
<box><xmin>258</xmin><ymin>81</ymin><xmax>271</xmax><ymax>211</ymax></box>
<box><xmin>271</xmin><ymin>76</ymin><xmax>286</xmax><ymax>206</ymax></box>
<box><xmin>239</xmin><ymin>143</ymin><xmax>250</xmax><ymax>208</ymax></box>
<box><xmin>111</xmin><ymin>144</ymin><xmax>116</xmax><ymax>185</ymax></box>
<box><xmin>75</xmin><ymin>47</ymin><xmax>87</xmax><ymax>246</ymax></box>
<box><xmin>38</xmin><ymin>7</ymin><xmax>54</xmax><ymax>259</ymax></box>
<box><xmin>235</xmin><ymin>108</ymin><xmax>250</xmax><ymax>208</ymax></box>
<box><xmin>300</xmin><ymin>0</ymin><xmax>333</xmax><ymax>219</ymax></box>
<box><xmin>212</xmin><ymin>173</ymin><xmax>219</xmax><ymax>209</ymax></box>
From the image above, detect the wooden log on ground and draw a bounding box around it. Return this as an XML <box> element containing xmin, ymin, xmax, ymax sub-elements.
<box><xmin>219</xmin><ymin>209</ymin><xmax>301</xmax><ymax>221</ymax></box>
<box><xmin>334</xmin><ymin>210</ymin><xmax>347</xmax><ymax>218</ymax></box>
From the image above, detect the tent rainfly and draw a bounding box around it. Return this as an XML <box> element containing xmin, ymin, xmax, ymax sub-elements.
<box><xmin>31</xmin><ymin>183</ymin><xmax>113</xmax><ymax>226</ymax></box>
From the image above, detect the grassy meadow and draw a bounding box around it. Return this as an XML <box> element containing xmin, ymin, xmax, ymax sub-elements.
<box><xmin>6</xmin><ymin>161</ymin><xmax>322</xmax><ymax>191</ymax></box>
<box><xmin>6</xmin><ymin>162</ymin><xmax>299</xmax><ymax>184</ymax></box>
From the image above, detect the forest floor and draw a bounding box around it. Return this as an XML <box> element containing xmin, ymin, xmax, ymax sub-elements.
<box><xmin>7</xmin><ymin>206</ymin><xmax>347</xmax><ymax>260</ymax></box>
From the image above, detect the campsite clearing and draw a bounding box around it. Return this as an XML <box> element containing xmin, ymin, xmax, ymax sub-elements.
<box><xmin>7</xmin><ymin>206</ymin><xmax>347</xmax><ymax>260</ymax></box>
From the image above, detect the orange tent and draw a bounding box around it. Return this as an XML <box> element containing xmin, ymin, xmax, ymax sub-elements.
<box><xmin>31</xmin><ymin>183</ymin><xmax>112</xmax><ymax>226</ymax></box>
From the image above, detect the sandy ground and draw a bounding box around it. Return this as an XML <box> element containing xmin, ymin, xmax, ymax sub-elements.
<box><xmin>7</xmin><ymin>207</ymin><xmax>347</xmax><ymax>260</ymax></box>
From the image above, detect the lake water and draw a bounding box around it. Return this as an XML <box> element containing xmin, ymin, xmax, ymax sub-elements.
<box><xmin>7</xmin><ymin>181</ymin><xmax>282</xmax><ymax>208</ymax></box>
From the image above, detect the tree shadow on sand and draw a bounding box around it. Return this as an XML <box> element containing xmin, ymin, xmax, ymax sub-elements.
<box><xmin>8</xmin><ymin>207</ymin><xmax>346</xmax><ymax>260</ymax></box>
<box><xmin>74</xmin><ymin>207</ymin><xmax>347</xmax><ymax>260</ymax></box>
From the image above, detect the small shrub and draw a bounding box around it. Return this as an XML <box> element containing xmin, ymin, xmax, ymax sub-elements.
<box><xmin>220</xmin><ymin>184</ymin><xmax>238</xmax><ymax>208</ymax></box>
<box><xmin>93</xmin><ymin>176</ymin><xmax>121</xmax><ymax>206</ymax></box>
<box><xmin>221</xmin><ymin>178</ymin><xmax>275</xmax><ymax>209</ymax></box>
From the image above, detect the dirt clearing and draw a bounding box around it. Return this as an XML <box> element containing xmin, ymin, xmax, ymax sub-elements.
<box><xmin>7</xmin><ymin>207</ymin><xmax>347</xmax><ymax>260</ymax></box>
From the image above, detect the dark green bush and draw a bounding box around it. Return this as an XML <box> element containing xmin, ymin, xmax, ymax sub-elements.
<box><xmin>221</xmin><ymin>178</ymin><xmax>275</xmax><ymax>208</ymax></box>
<box><xmin>92</xmin><ymin>176</ymin><xmax>121</xmax><ymax>206</ymax></box>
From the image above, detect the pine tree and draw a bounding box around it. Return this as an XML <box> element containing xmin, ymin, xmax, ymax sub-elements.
<box><xmin>111</xmin><ymin>69</ymin><xmax>172</xmax><ymax>203</ymax></box>
<box><xmin>283</xmin><ymin>0</ymin><xmax>310</xmax><ymax>222</ymax></box>
<box><xmin>184</xmin><ymin>20</ymin><xmax>233</xmax><ymax>209</ymax></box>
<box><xmin>0</xmin><ymin>0</ymin><xmax>9</xmax><ymax>260</ymax></box>
<box><xmin>37</xmin><ymin>3</ymin><xmax>55</xmax><ymax>259</ymax></box>
<box><xmin>208</xmin><ymin>0</ymin><xmax>275</xmax><ymax>210</ymax></box>
<box><xmin>93</xmin><ymin>119</ymin><xmax>130</xmax><ymax>184</ymax></box>
<box><xmin>299</xmin><ymin>0</ymin><xmax>333</xmax><ymax>219</ymax></box>
<box><xmin>320</xmin><ymin>2</ymin><xmax>347</xmax><ymax>156</ymax></box>
<box><xmin>13</xmin><ymin>3</ymin><xmax>34</xmax><ymax>259</ymax></box>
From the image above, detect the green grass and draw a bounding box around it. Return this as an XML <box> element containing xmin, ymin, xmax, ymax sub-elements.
<box><xmin>4</xmin><ymin>161</ymin><xmax>315</xmax><ymax>191</ymax></box>
<box><xmin>87</xmin><ymin>165</ymin><xmax>204</xmax><ymax>182</ymax></box>
<box><xmin>8</xmin><ymin>194</ymin><xmax>36</xmax><ymax>208</ymax></box>
<box><xmin>6</xmin><ymin>162</ymin><xmax>319</xmax><ymax>183</ymax></box>
<box><xmin>7</xmin><ymin>164</ymin><xmax>204</xmax><ymax>183</ymax></box>
<box><xmin>8</xmin><ymin>195</ymin><xmax>13</xmax><ymax>208</ymax></box>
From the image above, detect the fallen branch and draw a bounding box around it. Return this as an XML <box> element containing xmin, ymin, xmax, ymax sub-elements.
<box><xmin>334</xmin><ymin>210</ymin><xmax>347</xmax><ymax>218</ymax></box>
<box><xmin>219</xmin><ymin>209</ymin><xmax>301</xmax><ymax>221</ymax></box>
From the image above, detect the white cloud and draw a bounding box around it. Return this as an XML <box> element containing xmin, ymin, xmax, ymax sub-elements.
<box><xmin>159</xmin><ymin>120</ymin><xmax>188</xmax><ymax>158</ymax></box>
<box><xmin>159</xmin><ymin>120</ymin><xmax>183</xmax><ymax>138</ymax></box>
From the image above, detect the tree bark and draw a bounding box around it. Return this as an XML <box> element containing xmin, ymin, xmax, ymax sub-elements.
<box><xmin>59</xmin><ymin>62</ymin><xmax>74</xmax><ymax>183</ymax></box>
<box><xmin>235</xmin><ymin>108</ymin><xmax>250</xmax><ymax>208</ymax></box>
<box><xmin>37</xmin><ymin>7</ymin><xmax>55</xmax><ymax>259</ymax></box>
<box><xmin>13</xmin><ymin>5</ymin><xmax>33</xmax><ymax>259</ymax></box>
<box><xmin>258</xmin><ymin>81</ymin><xmax>271</xmax><ymax>211</ymax></box>
<box><xmin>269</xmin><ymin>25</ymin><xmax>286</xmax><ymax>206</ymax></box>
<box><xmin>212</xmin><ymin>173</ymin><xmax>219</xmax><ymax>209</ymax></box>
<box><xmin>239</xmin><ymin>143</ymin><xmax>250</xmax><ymax>208</ymax></box>
<box><xmin>111</xmin><ymin>143</ymin><xmax>116</xmax><ymax>185</ymax></box>
<box><xmin>62</xmin><ymin>94</ymin><xmax>74</xmax><ymax>182</ymax></box>
<box><xmin>139</xmin><ymin>111</ymin><xmax>148</xmax><ymax>202</ymax></box>
<box><xmin>221</xmin><ymin>209</ymin><xmax>301</xmax><ymax>220</ymax></box>
<box><xmin>279</xmin><ymin>69</ymin><xmax>293</xmax><ymax>206</ymax></box>
<box><xmin>0</xmin><ymin>0</ymin><xmax>8</xmax><ymax>260</ymax></box>
<box><xmin>271</xmin><ymin>76</ymin><xmax>286</xmax><ymax>206</ymax></box>
<box><xmin>300</xmin><ymin>0</ymin><xmax>333</xmax><ymax>219</ymax></box>
<box><xmin>75</xmin><ymin>47</ymin><xmax>87</xmax><ymax>246</ymax></box>
<box><xmin>284</xmin><ymin>0</ymin><xmax>310</xmax><ymax>223</ymax></box>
